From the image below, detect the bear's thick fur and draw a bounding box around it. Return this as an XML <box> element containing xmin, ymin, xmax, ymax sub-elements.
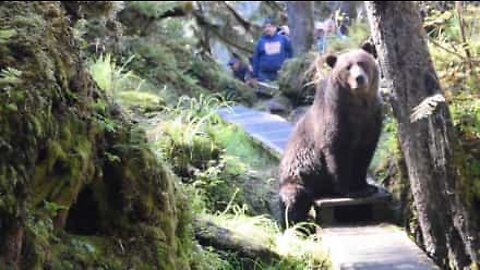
<box><xmin>278</xmin><ymin>45</ymin><xmax>383</xmax><ymax>227</ymax></box>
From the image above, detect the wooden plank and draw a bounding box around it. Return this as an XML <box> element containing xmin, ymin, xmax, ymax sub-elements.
<box><xmin>314</xmin><ymin>188</ymin><xmax>391</xmax><ymax>208</ymax></box>
<box><xmin>322</xmin><ymin>225</ymin><xmax>440</xmax><ymax>270</ymax></box>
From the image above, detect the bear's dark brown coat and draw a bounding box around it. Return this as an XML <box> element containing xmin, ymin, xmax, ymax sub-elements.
<box><xmin>278</xmin><ymin>47</ymin><xmax>383</xmax><ymax>227</ymax></box>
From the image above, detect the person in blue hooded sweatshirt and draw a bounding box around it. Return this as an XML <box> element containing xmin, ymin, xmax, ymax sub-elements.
<box><xmin>252</xmin><ymin>18</ymin><xmax>293</xmax><ymax>82</ymax></box>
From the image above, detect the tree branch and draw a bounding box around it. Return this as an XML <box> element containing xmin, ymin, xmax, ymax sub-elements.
<box><xmin>192</xmin><ymin>9</ymin><xmax>254</xmax><ymax>55</ymax></box>
<box><xmin>455</xmin><ymin>1</ymin><xmax>474</xmax><ymax>73</ymax></box>
<box><xmin>427</xmin><ymin>37</ymin><xmax>466</xmax><ymax>60</ymax></box>
<box><xmin>221</xmin><ymin>1</ymin><xmax>252</xmax><ymax>31</ymax></box>
<box><xmin>427</xmin><ymin>37</ymin><xmax>480</xmax><ymax>65</ymax></box>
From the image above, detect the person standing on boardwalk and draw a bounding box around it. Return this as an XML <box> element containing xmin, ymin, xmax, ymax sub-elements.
<box><xmin>251</xmin><ymin>18</ymin><xmax>293</xmax><ymax>82</ymax></box>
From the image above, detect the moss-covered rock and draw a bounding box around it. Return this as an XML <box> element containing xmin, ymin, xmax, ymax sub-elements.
<box><xmin>0</xmin><ymin>2</ymin><xmax>192</xmax><ymax>269</ymax></box>
<box><xmin>277</xmin><ymin>52</ymin><xmax>319</xmax><ymax>107</ymax></box>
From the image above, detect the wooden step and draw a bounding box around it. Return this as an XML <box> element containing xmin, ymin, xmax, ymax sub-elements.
<box><xmin>314</xmin><ymin>186</ymin><xmax>392</xmax><ymax>226</ymax></box>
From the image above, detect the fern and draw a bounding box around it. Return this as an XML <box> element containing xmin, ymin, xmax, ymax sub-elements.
<box><xmin>410</xmin><ymin>94</ymin><xmax>446</xmax><ymax>123</ymax></box>
<box><xmin>88</xmin><ymin>53</ymin><xmax>141</xmax><ymax>96</ymax></box>
<box><xmin>0</xmin><ymin>67</ymin><xmax>22</xmax><ymax>85</ymax></box>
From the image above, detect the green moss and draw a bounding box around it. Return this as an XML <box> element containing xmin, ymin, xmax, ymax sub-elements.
<box><xmin>117</xmin><ymin>90</ymin><xmax>165</xmax><ymax>112</ymax></box>
<box><xmin>277</xmin><ymin>52</ymin><xmax>318</xmax><ymax>106</ymax></box>
<box><xmin>449</xmin><ymin>94</ymin><xmax>480</xmax><ymax>213</ymax></box>
<box><xmin>49</xmin><ymin>235</ymin><xmax>124</xmax><ymax>269</ymax></box>
<box><xmin>46</xmin><ymin>140</ymin><xmax>67</xmax><ymax>172</ymax></box>
<box><xmin>1</xmin><ymin>2</ymin><xmax>194</xmax><ymax>269</ymax></box>
<box><xmin>0</xmin><ymin>28</ymin><xmax>17</xmax><ymax>42</ymax></box>
<box><xmin>188</xmin><ymin>58</ymin><xmax>256</xmax><ymax>105</ymax></box>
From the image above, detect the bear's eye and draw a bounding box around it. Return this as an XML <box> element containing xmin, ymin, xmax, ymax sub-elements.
<box><xmin>357</xmin><ymin>61</ymin><xmax>366</xmax><ymax>69</ymax></box>
<box><xmin>347</xmin><ymin>64</ymin><xmax>352</xmax><ymax>70</ymax></box>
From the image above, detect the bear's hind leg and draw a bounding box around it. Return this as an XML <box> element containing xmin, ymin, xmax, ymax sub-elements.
<box><xmin>278</xmin><ymin>183</ymin><xmax>313</xmax><ymax>230</ymax></box>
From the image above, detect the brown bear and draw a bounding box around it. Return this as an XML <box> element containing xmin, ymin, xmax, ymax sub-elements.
<box><xmin>278</xmin><ymin>45</ymin><xmax>383</xmax><ymax>228</ymax></box>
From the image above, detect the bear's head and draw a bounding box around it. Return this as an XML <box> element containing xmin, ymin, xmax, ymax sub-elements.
<box><xmin>325</xmin><ymin>44</ymin><xmax>379</xmax><ymax>96</ymax></box>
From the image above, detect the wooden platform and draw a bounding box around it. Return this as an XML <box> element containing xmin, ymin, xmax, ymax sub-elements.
<box><xmin>314</xmin><ymin>186</ymin><xmax>392</xmax><ymax>226</ymax></box>
<box><xmin>322</xmin><ymin>225</ymin><xmax>440</xmax><ymax>270</ymax></box>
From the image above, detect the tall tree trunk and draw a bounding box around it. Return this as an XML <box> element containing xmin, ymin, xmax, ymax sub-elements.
<box><xmin>365</xmin><ymin>2</ymin><xmax>479</xmax><ymax>269</ymax></box>
<box><xmin>286</xmin><ymin>1</ymin><xmax>314</xmax><ymax>55</ymax></box>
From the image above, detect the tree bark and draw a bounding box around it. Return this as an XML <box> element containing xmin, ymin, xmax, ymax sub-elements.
<box><xmin>3</xmin><ymin>223</ymin><xmax>23</xmax><ymax>270</ymax></box>
<box><xmin>365</xmin><ymin>2</ymin><xmax>479</xmax><ymax>269</ymax></box>
<box><xmin>286</xmin><ymin>1</ymin><xmax>314</xmax><ymax>55</ymax></box>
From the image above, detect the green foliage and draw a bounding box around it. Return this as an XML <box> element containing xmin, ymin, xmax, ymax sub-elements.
<box><xmin>424</xmin><ymin>9</ymin><xmax>456</xmax><ymax>39</ymax></box>
<box><xmin>450</xmin><ymin>94</ymin><xmax>480</xmax><ymax>205</ymax></box>
<box><xmin>0</xmin><ymin>28</ymin><xmax>17</xmax><ymax>43</ymax></box>
<box><xmin>152</xmin><ymin>94</ymin><xmax>248</xmax><ymax>212</ymax></box>
<box><xmin>369</xmin><ymin>111</ymin><xmax>409</xmax><ymax>224</ymax></box>
<box><xmin>94</xmin><ymin>112</ymin><xmax>118</xmax><ymax>133</ymax></box>
<box><xmin>325</xmin><ymin>20</ymin><xmax>370</xmax><ymax>53</ymax></box>
<box><xmin>126</xmin><ymin>40</ymin><xmax>207</xmax><ymax>103</ymax></box>
<box><xmin>88</xmin><ymin>53</ymin><xmax>139</xmax><ymax>96</ymax></box>
<box><xmin>43</xmin><ymin>200</ymin><xmax>68</xmax><ymax>218</ymax></box>
<box><xmin>0</xmin><ymin>67</ymin><xmax>22</xmax><ymax>86</ymax></box>
<box><xmin>149</xmin><ymin>91</ymin><xmax>279</xmax><ymax>218</ymax></box>
<box><xmin>153</xmin><ymin>94</ymin><xmax>229</xmax><ymax>176</ymax></box>
<box><xmin>191</xmin><ymin>158</ymin><xmax>244</xmax><ymax>211</ymax></box>
<box><xmin>423</xmin><ymin>5</ymin><xmax>480</xmax><ymax>218</ymax></box>
<box><xmin>277</xmin><ymin>52</ymin><xmax>318</xmax><ymax>105</ymax></box>
<box><xmin>450</xmin><ymin>94</ymin><xmax>480</xmax><ymax>138</ymax></box>
<box><xmin>209</xmin><ymin>124</ymin><xmax>277</xmax><ymax>172</ymax></box>
<box><xmin>189</xmin><ymin>245</ymin><xmax>233</xmax><ymax>270</ymax></box>
<box><xmin>127</xmin><ymin>1</ymin><xmax>185</xmax><ymax>20</ymax></box>
<box><xmin>188</xmin><ymin>58</ymin><xmax>256</xmax><ymax>104</ymax></box>
<box><xmin>426</xmin><ymin>6</ymin><xmax>480</xmax><ymax>88</ymax></box>
<box><xmin>88</xmin><ymin>53</ymin><xmax>167</xmax><ymax>115</ymax></box>
<box><xmin>117</xmin><ymin>90</ymin><xmax>165</xmax><ymax>112</ymax></box>
<box><xmin>200</xmin><ymin>209</ymin><xmax>330</xmax><ymax>270</ymax></box>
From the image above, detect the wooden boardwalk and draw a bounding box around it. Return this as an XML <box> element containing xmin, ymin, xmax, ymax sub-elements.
<box><xmin>217</xmin><ymin>105</ymin><xmax>439</xmax><ymax>270</ymax></box>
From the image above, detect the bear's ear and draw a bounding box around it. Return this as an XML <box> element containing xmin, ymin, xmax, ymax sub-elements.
<box><xmin>325</xmin><ymin>54</ymin><xmax>337</xmax><ymax>68</ymax></box>
<box><xmin>361</xmin><ymin>40</ymin><xmax>377</xmax><ymax>59</ymax></box>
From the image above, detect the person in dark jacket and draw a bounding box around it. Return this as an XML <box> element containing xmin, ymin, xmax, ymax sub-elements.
<box><xmin>252</xmin><ymin>18</ymin><xmax>293</xmax><ymax>82</ymax></box>
<box><xmin>228</xmin><ymin>54</ymin><xmax>251</xmax><ymax>82</ymax></box>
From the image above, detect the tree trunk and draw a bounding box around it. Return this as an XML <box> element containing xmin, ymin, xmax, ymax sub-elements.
<box><xmin>286</xmin><ymin>1</ymin><xmax>314</xmax><ymax>55</ymax></box>
<box><xmin>365</xmin><ymin>2</ymin><xmax>479</xmax><ymax>269</ymax></box>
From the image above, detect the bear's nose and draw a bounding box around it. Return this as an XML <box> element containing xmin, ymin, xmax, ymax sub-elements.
<box><xmin>356</xmin><ymin>75</ymin><xmax>365</xmax><ymax>85</ymax></box>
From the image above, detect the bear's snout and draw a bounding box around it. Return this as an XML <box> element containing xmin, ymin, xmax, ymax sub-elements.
<box><xmin>356</xmin><ymin>75</ymin><xmax>365</xmax><ymax>85</ymax></box>
<box><xmin>348</xmin><ymin>64</ymin><xmax>368</xmax><ymax>90</ymax></box>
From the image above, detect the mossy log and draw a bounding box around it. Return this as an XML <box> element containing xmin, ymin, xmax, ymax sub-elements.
<box><xmin>193</xmin><ymin>218</ymin><xmax>280</xmax><ymax>263</ymax></box>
